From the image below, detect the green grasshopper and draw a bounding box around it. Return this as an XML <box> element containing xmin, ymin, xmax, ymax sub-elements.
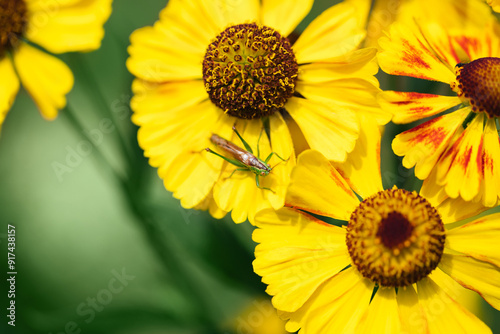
<box><xmin>205</xmin><ymin>126</ymin><xmax>286</xmax><ymax>191</ymax></box>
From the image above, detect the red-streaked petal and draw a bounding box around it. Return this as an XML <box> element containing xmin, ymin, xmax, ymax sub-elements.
<box><xmin>436</xmin><ymin>113</ymin><xmax>484</xmax><ymax>201</ymax></box>
<box><xmin>378</xmin><ymin>91</ymin><xmax>461</xmax><ymax>124</ymax></box>
<box><xmin>478</xmin><ymin>118</ymin><xmax>500</xmax><ymax>207</ymax></box>
<box><xmin>378</xmin><ymin>22</ymin><xmax>456</xmax><ymax>83</ymax></box>
<box><xmin>392</xmin><ymin>107</ymin><xmax>469</xmax><ymax>180</ymax></box>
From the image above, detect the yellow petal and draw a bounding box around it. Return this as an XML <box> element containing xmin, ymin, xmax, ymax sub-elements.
<box><xmin>447</xmin><ymin>213</ymin><xmax>500</xmax><ymax>267</ymax></box>
<box><xmin>419</xmin><ymin>163</ymin><xmax>448</xmax><ymax>210</ymax></box>
<box><xmin>293</xmin><ymin>2</ymin><xmax>365</xmax><ymax>63</ymax></box>
<box><xmin>127</xmin><ymin>23</ymin><xmax>204</xmax><ymax>81</ymax></box>
<box><xmin>439</xmin><ymin>253</ymin><xmax>500</xmax><ymax>309</ymax></box>
<box><xmin>132</xmin><ymin>83</ymin><xmax>215</xmax><ymax>172</ymax></box>
<box><xmin>261</xmin><ymin>0</ymin><xmax>313</xmax><ymax>37</ymax></box>
<box><xmin>13</xmin><ymin>43</ymin><xmax>73</xmax><ymax>120</ymax></box>
<box><xmin>362</xmin><ymin>0</ymin><xmax>401</xmax><ymax>48</ymax></box>
<box><xmin>138</xmin><ymin>99</ymin><xmax>234</xmax><ymax>208</ymax></box>
<box><xmin>434</xmin><ymin>196</ymin><xmax>491</xmax><ymax>224</ymax></box>
<box><xmin>0</xmin><ymin>58</ymin><xmax>20</xmax><ymax>129</ymax></box>
<box><xmin>451</xmin><ymin>22</ymin><xmax>500</xmax><ymax>60</ymax></box>
<box><xmin>332</xmin><ymin>113</ymin><xmax>384</xmax><ymax>199</ymax></box>
<box><xmin>417</xmin><ymin>277</ymin><xmax>492</xmax><ymax>334</ymax></box>
<box><xmin>356</xmin><ymin>288</ymin><xmax>401</xmax><ymax>334</ymax></box>
<box><xmin>378</xmin><ymin>91</ymin><xmax>462</xmax><ymax>124</ymax></box>
<box><xmin>421</xmin><ymin>163</ymin><xmax>490</xmax><ymax>224</ymax></box>
<box><xmin>284</xmin><ymin>268</ymin><xmax>374</xmax><ymax>333</ymax></box>
<box><xmin>194</xmin><ymin>194</ymin><xmax>227</xmax><ymax>220</ymax></box>
<box><xmin>25</xmin><ymin>0</ymin><xmax>112</xmax><ymax>53</ymax></box>
<box><xmin>343</xmin><ymin>0</ymin><xmax>371</xmax><ymax>29</ymax></box>
<box><xmin>378</xmin><ymin>22</ymin><xmax>456</xmax><ymax>83</ymax></box>
<box><xmin>285</xmin><ymin>150</ymin><xmax>359</xmax><ymax>220</ymax></box>
<box><xmin>479</xmin><ymin>118</ymin><xmax>500</xmax><ymax>207</ymax></box>
<box><xmin>298</xmin><ymin>48</ymin><xmax>379</xmax><ymax>84</ymax></box>
<box><xmin>437</xmin><ymin>113</ymin><xmax>484</xmax><ymax>201</ymax></box>
<box><xmin>213</xmin><ymin>117</ymin><xmax>293</xmax><ymax>224</ymax></box>
<box><xmin>392</xmin><ymin>107</ymin><xmax>469</xmax><ymax>180</ymax></box>
<box><xmin>286</xmin><ymin>97</ymin><xmax>359</xmax><ymax>162</ymax></box>
<box><xmin>253</xmin><ymin>207</ymin><xmax>351</xmax><ymax>313</ymax></box>
<box><xmin>266</xmin><ymin>112</ymin><xmax>296</xmax><ymax>209</ymax></box>
<box><xmin>188</xmin><ymin>0</ymin><xmax>260</xmax><ymax>31</ymax></box>
<box><xmin>130</xmin><ymin>79</ymin><xmax>207</xmax><ymax>125</ymax></box>
<box><xmin>487</xmin><ymin>0</ymin><xmax>500</xmax><ymax>12</ymax></box>
<box><xmin>397</xmin><ymin>285</ymin><xmax>429</xmax><ymax>334</ymax></box>
<box><xmin>297</xmin><ymin>78</ymin><xmax>391</xmax><ymax>125</ymax></box>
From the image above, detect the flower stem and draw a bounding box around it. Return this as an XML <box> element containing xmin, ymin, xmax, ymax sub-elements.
<box><xmin>63</xmin><ymin>103</ymin><xmax>221</xmax><ymax>329</ymax></box>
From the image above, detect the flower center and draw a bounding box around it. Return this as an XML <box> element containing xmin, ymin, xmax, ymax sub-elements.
<box><xmin>202</xmin><ymin>23</ymin><xmax>298</xmax><ymax>119</ymax></box>
<box><xmin>346</xmin><ymin>188</ymin><xmax>445</xmax><ymax>287</ymax></box>
<box><xmin>451</xmin><ymin>57</ymin><xmax>500</xmax><ymax>118</ymax></box>
<box><xmin>0</xmin><ymin>0</ymin><xmax>28</xmax><ymax>56</ymax></box>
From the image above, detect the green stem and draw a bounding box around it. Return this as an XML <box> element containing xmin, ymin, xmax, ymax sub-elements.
<box><xmin>63</xmin><ymin>104</ymin><xmax>220</xmax><ymax>329</ymax></box>
<box><xmin>122</xmin><ymin>183</ymin><xmax>221</xmax><ymax>329</ymax></box>
<box><xmin>67</xmin><ymin>53</ymin><xmax>136</xmax><ymax>171</ymax></box>
<box><xmin>62</xmin><ymin>105</ymin><xmax>126</xmax><ymax>183</ymax></box>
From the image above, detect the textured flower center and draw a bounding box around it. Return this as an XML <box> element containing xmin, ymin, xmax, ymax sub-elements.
<box><xmin>0</xmin><ymin>0</ymin><xmax>27</xmax><ymax>56</ymax></box>
<box><xmin>451</xmin><ymin>57</ymin><xmax>500</xmax><ymax>118</ymax></box>
<box><xmin>346</xmin><ymin>188</ymin><xmax>445</xmax><ymax>287</ymax></box>
<box><xmin>202</xmin><ymin>23</ymin><xmax>298</xmax><ymax>119</ymax></box>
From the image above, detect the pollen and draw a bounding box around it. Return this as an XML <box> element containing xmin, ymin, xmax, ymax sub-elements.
<box><xmin>451</xmin><ymin>57</ymin><xmax>500</xmax><ymax>118</ymax></box>
<box><xmin>202</xmin><ymin>23</ymin><xmax>298</xmax><ymax>119</ymax></box>
<box><xmin>0</xmin><ymin>0</ymin><xmax>28</xmax><ymax>56</ymax></box>
<box><xmin>346</xmin><ymin>188</ymin><xmax>445</xmax><ymax>287</ymax></box>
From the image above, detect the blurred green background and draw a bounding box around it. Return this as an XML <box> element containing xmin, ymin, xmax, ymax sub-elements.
<box><xmin>0</xmin><ymin>1</ymin><xmax>499</xmax><ymax>333</ymax></box>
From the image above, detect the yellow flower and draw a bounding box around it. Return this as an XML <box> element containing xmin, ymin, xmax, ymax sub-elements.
<box><xmin>487</xmin><ymin>0</ymin><xmax>500</xmax><ymax>11</ymax></box>
<box><xmin>378</xmin><ymin>19</ymin><xmax>500</xmax><ymax>207</ymax></box>
<box><xmin>126</xmin><ymin>0</ymin><xmax>389</xmax><ymax>224</ymax></box>
<box><xmin>224</xmin><ymin>298</ymin><xmax>287</xmax><ymax>334</ymax></box>
<box><xmin>0</xmin><ymin>0</ymin><xmax>112</xmax><ymax>130</ymax></box>
<box><xmin>252</xmin><ymin>116</ymin><xmax>500</xmax><ymax>333</ymax></box>
<box><xmin>346</xmin><ymin>0</ymin><xmax>492</xmax><ymax>47</ymax></box>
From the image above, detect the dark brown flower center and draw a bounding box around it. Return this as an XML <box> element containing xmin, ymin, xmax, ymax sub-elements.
<box><xmin>0</xmin><ymin>0</ymin><xmax>28</xmax><ymax>56</ymax></box>
<box><xmin>346</xmin><ymin>188</ymin><xmax>445</xmax><ymax>287</ymax></box>
<box><xmin>451</xmin><ymin>57</ymin><xmax>500</xmax><ymax>118</ymax></box>
<box><xmin>202</xmin><ymin>23</ymin><xmax>298</xmax><ymax>119</ymax></box>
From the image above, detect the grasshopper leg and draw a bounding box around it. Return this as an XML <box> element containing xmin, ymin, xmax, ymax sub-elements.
<box><xmin>224</xmin><ymin>167</ymin><xmax>249</xmax><ymax>181</ymax></box>
<box><xmin>255</xmin><ymin>174</ymin><xmax>275</xmax><ymax>193</ymax></box>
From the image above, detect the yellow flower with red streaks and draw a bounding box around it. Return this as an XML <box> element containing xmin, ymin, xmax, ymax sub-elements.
<box><xmin>127</xmin><ymin>0</ymin><xmax>388</xmax><ymax>223</ymax></box>
<box><xmin>0</xmin><ymin>0</ymin><xmax>112</xmax><ymax>131</ymax></box>
<box><xmin>252</xmin><ymin>115</ymin><xmax>500</xmax><ymax>333</ymax></box>
<box><xmin>378</xmin><ymin>19</ymin><xmax>500</xmax><ymax>207</ymax></box>
<box><xmin>346</xmin><ymin>0</ymin><xmax>492</xmax><ymax>47</ymax></box>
